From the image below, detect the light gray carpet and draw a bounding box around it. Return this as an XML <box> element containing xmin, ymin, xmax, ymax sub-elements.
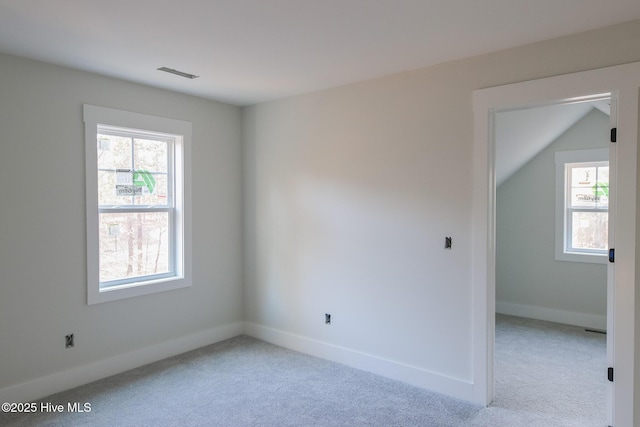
<box><xmin>0</xmin><ymin>315</ymin><xmax>606</xmax><ymax>426</ymax></box>
<box><xmin>491</xmin><ymin>314</ymin><xmax>607</xmax><ymax>426</ymax></box>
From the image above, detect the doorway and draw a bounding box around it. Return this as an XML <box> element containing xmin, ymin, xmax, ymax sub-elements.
<box><xmin>471</xmin><ymin>62</ymin><xmax>640</xmax><ymax>426</ymax></box>
<box><xmin>493</xmin><ymin>98</ymin><xmax>612</xmax><ymax>424</ymax></box>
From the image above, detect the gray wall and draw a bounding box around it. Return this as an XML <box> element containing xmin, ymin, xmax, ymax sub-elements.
<box><xmin>496</xmin><ymin>109</ymin><xmax>610</xmax><ymax>329</ymax></box>
<box><xmin>243</xmin><ymin>20</ymin><xmax>640</xmax><ymax>401</ymax></box>
<box><xmin>0</xmin><ymin>53</ymin><xmax>244</xmax><ymax>392</ymax></box>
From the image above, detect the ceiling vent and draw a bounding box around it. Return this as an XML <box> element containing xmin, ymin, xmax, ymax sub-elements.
<box><xmin>157</xmin><ymin>67</ymin><xmax>199</xmax><ymax>79</ymax></box>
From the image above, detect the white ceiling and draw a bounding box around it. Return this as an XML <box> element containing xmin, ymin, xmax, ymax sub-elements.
<box><xmin>495</xmin><ymin>100</ymin><xmax>610</xmax><ymax>186</ymax></box>
<box><xmin>1</xmin><ymin>1</ymin><xmax>640</xmax><ymax>106</ymax></box>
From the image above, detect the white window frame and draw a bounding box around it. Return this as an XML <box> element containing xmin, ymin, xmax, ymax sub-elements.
<box><xmin>84</xmin><ymin>105</ymin><xmax>192</xmax><ymax>304</ymax></box>
<box><xmin>554</xmin><ymin>148</ymin><xmax>608</xmax><ymax>264</ymax></box>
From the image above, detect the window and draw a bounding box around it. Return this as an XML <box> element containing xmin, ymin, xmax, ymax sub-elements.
<box><xmin>84</xmin><ymin>105</ymin><xmax>191</xmax><ymax>304</ymax></box>
<box><xmin>555</xmin><ymin>149</ymin><xmax>608</xmax><ymax>263</ymax></box>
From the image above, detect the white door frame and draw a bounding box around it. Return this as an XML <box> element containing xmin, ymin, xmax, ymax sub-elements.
<box><xmin>472</xmin><ymin>62</ymin><xmax>639</xmax><ymax>425</ymax></box>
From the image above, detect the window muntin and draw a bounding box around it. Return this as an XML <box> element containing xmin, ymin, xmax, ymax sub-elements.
<box><xmin>84</xmin><ymin>104</ymin><xmax>191</xmax><ymax>304</ymax></box>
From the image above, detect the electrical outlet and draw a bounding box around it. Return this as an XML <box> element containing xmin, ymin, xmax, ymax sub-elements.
<box><xmin>325</xmin><ymin>313</ymin><xmax>331</xmax><ymax>325</ymax></box>
<box><xmin>65</xmin><ymin>334</ymin><xmax>74</xmax><ymax>348</ymax></box>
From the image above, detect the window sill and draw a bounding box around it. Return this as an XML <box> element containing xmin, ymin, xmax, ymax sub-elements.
<box><xmin>88</xmin><ymin>276</ymin><xmax>191</xmax><ymax>305</ymax></box>
<box><xmin>555</xmin><ymin>251</ymin><xmax>608</xmax><ymax>264</ymax></box>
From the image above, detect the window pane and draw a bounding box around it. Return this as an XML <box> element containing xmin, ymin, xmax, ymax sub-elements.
<box><xmin>569</xmin><ymin>166</ymin><xmax>596</xmax><ymax>207</ymax></box>
<box><xmin>132</xmin><ymin>139</ymin><xmax>169</xmax><ymax>206</ymax></box>
<box><xmin>569</xmin><ymin>165</ymin><xmax>609</xmax><ymax>209</ymax></box>
<box><xmin>135</xmin><ymin>173</ymin><xmax>169</xmax><ymax>206</ymax></box>
<box><xmin>97</xmin><ymin>135</ymin><xmax>170</xmax><ymax>207</ymax></box>
<box><xmin>98</xmin><ymin>212</ymin><xmax>171</xmax><ymax>284</ymax></box>
<box><xmin>571</xmin><ymin>211</ymin><xmax>608</xmax><ymax>251</ymax></box>
<box><xmin>98</xmin><ymin>170</ymin><xmax>120</xmax><ymax>205</ymax></box>
<box><xmin>97</xmin><ymin>134</ymin><xmax>132</xmax><ymax>170</ymax></box>
<box><xmin>134</xmin><ymin>138</ymin><xmax>168</xmax><ymax>172</ymax></box>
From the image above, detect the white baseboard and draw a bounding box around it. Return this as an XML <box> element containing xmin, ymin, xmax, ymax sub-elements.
<box><xmin>496</xmin><ymin>301</ymin><xmax>606</xmax><ymax>330</ymax></box>
<box><xmin>244</xmin><ymin>322</ymin><xmax>474</xmax><ymax>402</ymax></box>
<box><xmin>3</xmin><ymin>321</ymin><xmax>477</xmax><ymax>405</ymax></box>
<box><xmin>0</xmin><ymin>322</ymin><xmax>244</xmax><ymax>404</ymax></box>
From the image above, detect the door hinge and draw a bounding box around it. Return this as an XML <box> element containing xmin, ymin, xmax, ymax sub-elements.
<box><xmin>611</xmin><ymin>128</ymin><xmax>617</xmax><ymax>143</ymax></box>
<box><xmin>608</xmin><ymin>367</ymin><xmax>614</xmax><ymax>382</ymax></box>
<box><xmin>609</xmin><ymin>248</ymin><xmax>615</xmax><ymax>263</ymax></box>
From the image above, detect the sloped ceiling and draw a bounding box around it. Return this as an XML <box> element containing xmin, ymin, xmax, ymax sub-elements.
<box><xmin>495</xmin><ymin>100</ymin><xmax>610</xmax><ymax>186</ymax></box>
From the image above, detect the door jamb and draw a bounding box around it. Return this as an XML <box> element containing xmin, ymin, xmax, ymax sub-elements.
<box><xmin>472</xmin><ymin>62</ymin><xmax>639</xmax><ymax>425</ymax></box>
